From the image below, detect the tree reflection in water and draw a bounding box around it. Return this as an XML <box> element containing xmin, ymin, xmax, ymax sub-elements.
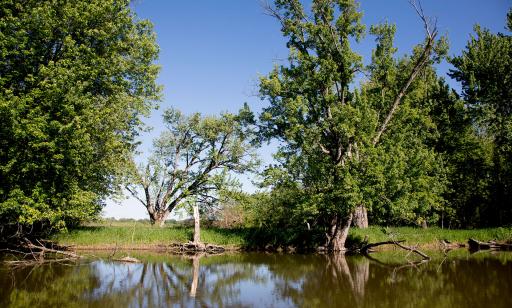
<box><xmin>1</xmin><ymin>251</ymin><xmax>512</xmax><ymax>307</ymax></box>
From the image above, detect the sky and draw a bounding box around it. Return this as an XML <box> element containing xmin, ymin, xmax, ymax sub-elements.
<box><xmin>103</xmin><ymin>0</ymin><xmax>511</xmax><ymax>219</ymax></box>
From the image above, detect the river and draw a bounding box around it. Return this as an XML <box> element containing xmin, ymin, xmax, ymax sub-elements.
<box><xmin>1</xmin><ymin>250</ymin><xmax>511</xmax><ymax>307</ymax></box>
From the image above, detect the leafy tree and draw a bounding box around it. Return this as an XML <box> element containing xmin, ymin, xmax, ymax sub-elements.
<box><xmin>259</xmin><ymin>0</ymin><xmax>447</xmax><ymax>250</ymax></box>
<box><xmin>0</xmin><ymin>0</ymin><xmax>160</xmax><ymax>239</ymax></box>
<box><xmin>449</xmin><ymin>9</ymin><xmax>512</xmax><ymax>226</ymax></box>
<box><xmin>125</xmin><ymin>106</ymin><xmax>258</xmax><ymax>228</ymax></box>
<box><xmin>423</xmin><ymin>80</ymin><xmax>493</xmax><ymax>228</ymax></box>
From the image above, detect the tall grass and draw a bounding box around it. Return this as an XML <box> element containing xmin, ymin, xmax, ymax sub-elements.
<box><xmin>52</xmin><ymin>221</ymin><xmax>512</xmax><ymax>248</ymax></box>
<box><xmin>52</xmin><ymin>222</ymin><xmax>248</xmax><ymax>246</ymax></box>
<box><xmin>350</xmin><ymin>226</ymin><xmax>512</xmax><ymax>245</ymax></box>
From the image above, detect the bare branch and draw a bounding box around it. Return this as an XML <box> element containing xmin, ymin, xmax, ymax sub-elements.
<box><xmin>125</xmin><ymin>185</ymin><xmax>147</xmax><ymax>207</ymax></box>
<box><xmin>261</xmin><ymin>0</ymin><xmax>283</xmax><ymax>23</ymax></box>
<box><xmin>372</xmin><ymin>1</ymin><xmax>437</xmax><ymax>146</ymax></box>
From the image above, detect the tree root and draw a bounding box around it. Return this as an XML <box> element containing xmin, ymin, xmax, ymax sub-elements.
<box><xmin>169</xmin><ymin>242</ymin><xmax>225</xmax><ymax>254</ymax></box>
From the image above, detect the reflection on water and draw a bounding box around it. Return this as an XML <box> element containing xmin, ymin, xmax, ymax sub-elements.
<box><xmin>1</xmin><ymin>251</ymin><xmax>512</xmax><ymax>307</ymax></box>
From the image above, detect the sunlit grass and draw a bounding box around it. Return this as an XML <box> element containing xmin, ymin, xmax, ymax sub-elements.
<box><xmin>52</xmin><ymin>222</ymin><xmax>248</xmax><ymax>246</ymax></box>
<box><xmin>52</xmin><ymin>221</ymin><xmax>512</xmax><ymax>248</ymax></box>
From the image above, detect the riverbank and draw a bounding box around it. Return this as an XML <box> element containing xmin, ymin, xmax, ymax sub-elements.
<box><xmin>51</xmin><ymin>222</ymin><xmax>247</xmax><ymax>250</ymax></box>
<box><xmin>51</xmin><ymin>222</ymin><xmax>512</xmax><ymax>251</ymax></box>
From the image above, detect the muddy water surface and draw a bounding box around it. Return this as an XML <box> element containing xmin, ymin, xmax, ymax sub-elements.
<box><xmin>1</xmin><ymin>250</ymin><xmax>511</xmax><ymax>307</ymax></box>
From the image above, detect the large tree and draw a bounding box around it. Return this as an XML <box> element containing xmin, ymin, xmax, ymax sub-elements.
<box><xmin>449</xmin><ymin>9</ymin><xmax>512</xmax><ymax>226</ymax></box>
<box><xmin>125</xmin><ymin>106</ymin><xmax>258</xmax><ymax>227</ymax></box>
<box><xmin>259</xmin><ymin>0</ymin><xmax>447</xmax><ymax>251</ymax></box>
<box><xmin>0</xmin><ymin>0</ymin><xmax>160</xmax><ymax>238</ymax></box>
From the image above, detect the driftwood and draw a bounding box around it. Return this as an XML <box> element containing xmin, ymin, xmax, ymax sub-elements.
<box><xmin>168</xmin><ymin>242</ymin><xmax>225</xmax><ymax>254</ymax></box>
<box><xmin>24</xmin><ymin>240</ymin><xmax>80</xmax><ymax>259</ymax></box>
<box><xmin>1</xmin><ymin>238</ymin><xmax>81</xmax><ymax>266</ymax></box>
<box><xmin>360</xmin><ymin>240</ymin><xmax>405</xmax><ymax>254</ymax></box>
<box><xmin>359</xmin><ymin>240</ymin><xmax>430</xmax><ymax>260</ymax></box>
<box><xmin>468</xmin><ymin>238</ymin><xmax>512</xmax><ymax>251</ymax></box>
<box><xmin>440</xmin><ymin>239</ymin><xmax>465</xmax><ymax>250</ymax></box>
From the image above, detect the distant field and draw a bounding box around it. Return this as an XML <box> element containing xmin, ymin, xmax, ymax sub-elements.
<box><xmin>52</xmin><ymin>221</ymin><xmax>512</xmax><ymax>249</ymax></box>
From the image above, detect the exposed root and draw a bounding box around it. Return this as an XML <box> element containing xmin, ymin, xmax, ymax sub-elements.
<box><xmin>169</xmin><ymin>242</ymin><xmax>225</xmax><ymax>254</ymax></box>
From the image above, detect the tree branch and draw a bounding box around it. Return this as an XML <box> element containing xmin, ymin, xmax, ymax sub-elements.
<box><xmin>125</xmin><ymin>185</ymin><xmax>148</xmax><ymax>207</ymax></box>
<box><xmin>372</xmin><ymin>1</ymin><xmax>437</xmax><ymax>146</ymax></box>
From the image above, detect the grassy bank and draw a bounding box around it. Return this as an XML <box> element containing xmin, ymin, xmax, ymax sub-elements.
<box><xmin>350</xmin><ymin>226</ymin><xmax>512</xmax><ymax>245</ymax></box>
<box><xmin>51</xmin><ymin>221</ymin><xmax>512</xmax><ymax>250</ymax></box>
<box><xmin>52</xmin><ymin>221</ymin><xmax>248</xmax><ymax>248</ymax></box>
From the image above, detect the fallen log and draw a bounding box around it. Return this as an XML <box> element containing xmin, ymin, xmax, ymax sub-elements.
<box><xmin>360</xmin><ymin>240</ymin><xmax>405</xmax><ymax>254</ymax></box>
<box><xmin>1</xmin><ymin>239</ymin><xmax>81</xmax><ymax>266</ymax></box>
<box><xmin>359</xmin><ymin>240</ymin><xmax>430</xmax><ymax>260</ymax></box>
<box><xmin>24</xmin><ymin>240</ymin><xmax>80</xmax><ymax>259</ymax></box>
<box><xmin>468</xmin><ymin>238</ymin><xmax>512</xmax><ymax>251</ymax></box>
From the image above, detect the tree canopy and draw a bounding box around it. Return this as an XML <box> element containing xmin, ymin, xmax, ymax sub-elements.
<box><xmin>0</xmin><ymin>0</ymin><xmax>160</xmax><ymax>238</ymax></box>
<box><xmin>125</xmin><ymin>105</ymin><xmax>258</xmax><ymax>226</ymax></box>
<box><xmin>258</xmin><ymin>0</ymin><xmax>447</xmax><ymax>250</ymax></box>
<box><xmin>448</xmin><ymin>10</ymin><xmax>512</xmax><ymax>226</ymax></box>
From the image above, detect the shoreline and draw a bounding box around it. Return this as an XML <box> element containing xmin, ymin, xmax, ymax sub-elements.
<box><xmin>64</xmin><ymin>240</ymin><xmax>465</xmax><ymax>253</ymax></box>
<box><xmin>52</xmin><ymin>224</ymin><xmax>512</xmax><ymax>254</ymax></box>
<box><xmin>68</xmin><ymin>243</ymin><xmax>243</xmax><ymax>252</ymax></box>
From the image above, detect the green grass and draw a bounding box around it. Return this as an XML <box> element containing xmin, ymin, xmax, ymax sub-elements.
<box><xmin>52</xmin><ymin>222</ymin><xmax>248</xmax><ymax>247</ymax></box>
<box><xmin>51</xmin><ymin>221</ymin><xmax>512</xmax><ymax>248</ymax></box>
<box><xmin>349</xmin><ymin>226</ymin><xmax>512</xmax><ymax>245</ymax></box>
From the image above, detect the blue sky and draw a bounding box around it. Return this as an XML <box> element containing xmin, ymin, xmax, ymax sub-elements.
<box><xmin>103</xmin><ymin>0</ymin><xmax>511</xmax><ymax>219</ymax></box>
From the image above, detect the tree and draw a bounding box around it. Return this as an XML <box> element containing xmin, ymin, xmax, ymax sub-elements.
<box><xmin>259</xmin><ymin>0</ymin><xmax>446</xmax><ymax>251</ymax></box>
<box><xmin>424</xmin><ymin>79</ymin><xmax>493</xmax><ymax>228</ymax></box>
<box><xmin>125</xmin><ymin>106</ymin><xmax>258</xmax><ymax>228</ymax></box>
<box><xmin>0</xmin><ymin>0</ymin><xmax>160</xmax><ymax>239</ymax></box>
<box><xmin>449</xmin><ymin>9</ymin><xmax>512</xmax><ymax>226</ymax></box>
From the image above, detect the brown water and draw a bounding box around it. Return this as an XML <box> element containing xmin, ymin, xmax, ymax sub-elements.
<box><xmin>1</xmin><ymin>250</ymin><xmax>511</xmax><ymax>307</ymax></box>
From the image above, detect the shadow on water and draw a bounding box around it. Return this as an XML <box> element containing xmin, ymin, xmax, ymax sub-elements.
<box><xmin>1</xmin><ymin>250</ymin><xmax>512</xmax><ymax>307</ymax></box>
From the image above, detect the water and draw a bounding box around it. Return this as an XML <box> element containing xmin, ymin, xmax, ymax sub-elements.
<box><xmin>1</xmin><ymin>250</ymin><xmax>511</xmax><ymax>307</ymax></box>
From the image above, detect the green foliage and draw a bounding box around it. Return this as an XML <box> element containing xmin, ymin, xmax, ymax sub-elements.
<box><xmin>424</xmin><ymin>80</ymin><xmax>494</xmax><ymax>227</ymax></box>
<box><xmin>258</xmin><ymin>0</ymin><xmax>448</xmax><ymax>245</ymax></box>
<box><xmin>448</xmin><ymin>9</ymin><xmax>512</xmax><ymax>226</ymax></box>
<box><xmin>0</xmin><ymin>0</ymin><xmax>160</xmax><ymax>237</ymax></box>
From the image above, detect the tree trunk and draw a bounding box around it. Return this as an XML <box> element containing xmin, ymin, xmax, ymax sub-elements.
<box><xmin>352</xmin><ymin>204</ymin><xmax>368</xmax><ymax>228</ymax></box>
<box><xmin>421</xmin><ymin>219</ymin><xmax>428</xmax><ymax>229</ymax></box>
<box><xmin>149</xmin><ymin>211</ymin><xmax>169</xmax><ymax>227</ymax></box>
<box><xmin>328</xmin><ymin>213</ymin><xmax>353</xmax><ymax>252</ymax></box>
<box><xmin>193</xmin><ymin>203</ymin><xmax>201</xmax><ymax>244</ymax></box>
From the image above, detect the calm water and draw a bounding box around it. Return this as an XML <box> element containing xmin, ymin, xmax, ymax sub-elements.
<box><xmin>1</xmin><ymin>251</ymin><xmax>512</xmax><ymax>307</ymax></box>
